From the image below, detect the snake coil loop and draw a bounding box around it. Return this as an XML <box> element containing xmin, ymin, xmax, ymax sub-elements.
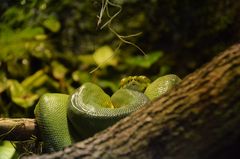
<box><xmin>34</xmin><ymin>74</ymin><xmax>181</xmax><ymax>152</ymax></box>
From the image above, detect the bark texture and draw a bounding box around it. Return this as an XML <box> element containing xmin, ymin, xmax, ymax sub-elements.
<box><xmin>0</xmin><ymin>118</ymin><xmax>37</xmax><ymax>141</ymax></box>
<box><xmin>22</xmin><ymin>44</ymin><xmax>240</xmax><ymax>159</ymax></box>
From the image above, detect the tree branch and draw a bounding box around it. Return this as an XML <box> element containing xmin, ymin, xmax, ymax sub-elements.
<box><xmin>0</xmin><ymin>118</ymin><xmax>37</xmax><ymax>141</ymax></box>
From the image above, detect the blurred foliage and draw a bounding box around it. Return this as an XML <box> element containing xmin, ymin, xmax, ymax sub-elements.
<box><xmin>0</xmin><ymin>0</ymin><xmax>238</xmax><ymax>115</ymax></box>
<box><xmin>0</xmin><ymin>0</ymin><xmax>239</xmax><ymax>156</ymax></box>
<box><xmin>0</xmin><ymin>141</ymin><xmax>16</xmax><ymax>159</ymax></box>
<box><xmin>0</xmin><ymin>0</ymin><xmax>167</xmax><ymax>118</ymax></box>
<box><xmin>0</xmin><ymin>0</ymin><xmax>239</xmax><ymax>117</ymax></box>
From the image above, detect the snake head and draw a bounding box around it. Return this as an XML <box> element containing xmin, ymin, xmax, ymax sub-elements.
<box><xmin>120</xmin><ymin>76</ymin><xmax>151</xmax><ymax>92</ymax></box>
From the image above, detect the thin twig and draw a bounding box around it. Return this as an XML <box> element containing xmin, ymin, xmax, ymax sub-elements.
<box><xmin>92</xmin><ymin>0</ymin><xmax>146</xmax><ymax>73</ymax></box>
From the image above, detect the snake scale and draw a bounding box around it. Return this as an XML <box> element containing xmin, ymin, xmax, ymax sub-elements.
<box><xmin>34</xmin><ymin>74</ymin><xmax>181</xmax><ymax>152</ymax></box>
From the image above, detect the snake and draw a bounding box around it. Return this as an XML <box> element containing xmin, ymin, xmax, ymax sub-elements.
<box><xmin>34</xmin><ymin>74</ymin><xmax>181</xmax><ymax>152</ymax></box>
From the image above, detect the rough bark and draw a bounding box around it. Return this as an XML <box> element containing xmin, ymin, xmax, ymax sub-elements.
<box><xmin>21</xmin><ymin>44</ymin><xmax>240</xmax><ymax>158</ymax></box>
<box><xmin>0</xmin><ymin>118</ymin><xmax>37</xmax><ymax>141</ymax></box>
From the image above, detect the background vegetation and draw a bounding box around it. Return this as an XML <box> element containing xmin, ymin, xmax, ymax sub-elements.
<box><xmin>0</xmin><ymin>0</ymin><xmax>239</xmax><ymax>157</ymax></box>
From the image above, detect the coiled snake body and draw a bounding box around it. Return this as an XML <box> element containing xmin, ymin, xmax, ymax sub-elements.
<box><xmin>34</xmin><ymin>74</ymin><xmax>181</xmax><ymax>152</ymax></box>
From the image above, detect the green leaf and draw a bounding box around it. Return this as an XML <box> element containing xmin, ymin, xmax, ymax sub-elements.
<box><xmin>2</xmin><ymin>7</ymin><xmax>26</xmax><ymax>26</ymax></box>
<box><xmin>0</xmin><ymin>141</ymin><xmax>16</xmax><ymax>159</ymax></box>
<box><xmin>93</xmin><ymin>46</ymin><xmax>118</xmax><ymax>67</ymax></box>
<box><xmin>51</xmin><ymin>61</ymin><xmax>68</xmax><ymax>80</ymax></box>
<box><xmin>0</xmin><ymin>71</ymin><xmax>8</xmax><ymax>93</ymax></box>
<box><xmin>8</xmin><ymin>80</ymin><xmax>39</xmax><ymax>108</ymax></box>
<box><xmin>18</xmin><ymin>27</ymin><xmax>44</xmax><ymax>39</ymax></box>
<box><xmin>125</xmin><ymin>51</ymin><xmax>163</xmax><ymax>68</ymax></box>
<box><xmin>0</xmin><ymin>26</ymin><xmax>45</xmax><ymax>61</ymax></box>
<box><xmin>72</xmin><ymin>71</ymin><xmax>91</xmax><ymax>83</ymax></box>
<box><xmin>159</xmin><ymin>65</ymin><xmax>171</xmax><ymax>75</ymax></box>
<box><xmin>97</xmin><ymin>80</ymin><xmax>119</xmax><ymax>93</ymax></box>
<box><xmin>21</xmin><ymin>70</ymin><xmax>47</xmax><ymax>88</ymax></box>
<box><xmin>78</xmin><ymin>54</ymin><xmax>95</xmax><ymax>65</ymax></box>
<box><xmin>43</xmin><ymin>16</ymin><xmax>61</xmax><ymax>32</ymax></box>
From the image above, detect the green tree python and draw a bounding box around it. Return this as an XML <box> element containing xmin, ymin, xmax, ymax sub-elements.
<box><xmin>34</xmin><ymin>74</ymin><xmax>181</xmax><ymax>152</ymax></box>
